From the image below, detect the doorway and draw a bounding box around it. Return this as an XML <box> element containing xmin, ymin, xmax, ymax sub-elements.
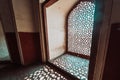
<box><xmin>0</xmin><ymin>18</ymin><xmax>11</xmax><ymax>69</ymax></box>
<box><xmin>0</xmin><ymin>20</ymin><xmax>11</xmax><ymax>62</ymax></box>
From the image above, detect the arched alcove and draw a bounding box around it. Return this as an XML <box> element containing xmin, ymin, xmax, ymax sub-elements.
<box><xmin>46</xmin><ymin>0</ymin><xmax>96</xmax><ymax>80</ymax></box>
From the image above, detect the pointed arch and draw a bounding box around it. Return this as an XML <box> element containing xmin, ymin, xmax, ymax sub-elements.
<box><xmin>67</xmin><ymin>1</ymin><xmax>95</xmax><ymax>57</ymax></box>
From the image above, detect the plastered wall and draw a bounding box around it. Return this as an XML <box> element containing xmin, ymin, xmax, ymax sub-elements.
<box><xmin>12</xmin><ymin>0</ymin><xmax>38</xmax><ymax>32</ymax></box>
<box><xmin>46</xmin><ymin>0</ymin><xmax>78</xmax><ymax>60</ymax></box>
<box><xmin>0</xmin><ymin>0</ymin><xmax>15</xmax><ymax>32</ymax></box>
<box><xmin>111</xmin><ymin>0</ymin><xmax>120</xmax><ymax>23</ymax></box>
<box><xmin>12</xmin><ymin>0</ymin><xmax>41</xmax><ymax>65</ymax></box>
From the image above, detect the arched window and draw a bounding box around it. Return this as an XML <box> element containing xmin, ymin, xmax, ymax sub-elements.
<box><xmin>68</xmin><ymin>1</ymin><xmax>95</xmax><ymax>56</ymax></box>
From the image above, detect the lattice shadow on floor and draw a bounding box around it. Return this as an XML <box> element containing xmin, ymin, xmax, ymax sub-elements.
<box><xmin>50</xmin><ymin>54</ymin><xmax>89</xmax><ymax>80</ymax></box>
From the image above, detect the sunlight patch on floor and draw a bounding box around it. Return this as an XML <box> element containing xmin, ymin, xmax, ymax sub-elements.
<box><xmin>50</xmin><ymin>54</ymin><xmax>89</xmax><ymax>80</ymax></box>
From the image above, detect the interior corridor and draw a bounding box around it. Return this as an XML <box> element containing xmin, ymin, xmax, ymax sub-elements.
<box><xmin>0</xmin><ymin>0</ymin><xmax>119</xmax><ymax>80</ymax></box>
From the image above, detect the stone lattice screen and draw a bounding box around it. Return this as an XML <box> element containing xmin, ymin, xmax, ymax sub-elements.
<box><xmin>68</xmin><ymin>1</ymin><xmax>95</xmax><ymax>56</ymax></box>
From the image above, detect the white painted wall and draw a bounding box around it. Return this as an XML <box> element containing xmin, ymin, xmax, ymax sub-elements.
<box><xmin>46</xmin><ymin>0</ymin><xmax>78</xmax><ymax>60</ymax></box>
<box><xmin>39</xmin><ymin>0</ymin><xmax>45</xmax><ymax>3</ymax></box>
<box><xmin>12</xmin><ymin>0</ymin><xmax>38</xmax><ymax>32</ymax></box>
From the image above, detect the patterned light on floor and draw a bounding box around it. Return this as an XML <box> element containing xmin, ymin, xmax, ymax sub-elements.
<box><xmin>50</xmin><ymin>54</ymin><xmax>89</xmax><ymax>80</ymax></box>
<box><xmin>68</xmin><ymin>1</ymin><xmax>95</xmax><ymax>56</ymax></box>
<box><xmin>24</xmin><ymin>65</ymin><xmax>67</xmax><ymax>80</ymax></box>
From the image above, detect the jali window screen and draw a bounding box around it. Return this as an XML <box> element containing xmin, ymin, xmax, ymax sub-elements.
<box><xmin>68</xmin><ymin>1</ymin><xmax>95</xmax><ymax>56</ymax></box>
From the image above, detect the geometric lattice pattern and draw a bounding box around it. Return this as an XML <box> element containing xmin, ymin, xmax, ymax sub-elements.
<box><xmin>50</xmin><ymin>54</ymin><xmax>89</xmax><ymax>80</ymax></box>
<box><xmin>24</xmin><ymin>65</ymin><xmax>67</xmax><ymax>80</ymax></box>
<box><xmin>68</xmin><ymin>1</ymin><xmax>95</xmax><ymax>56</ymax></box>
